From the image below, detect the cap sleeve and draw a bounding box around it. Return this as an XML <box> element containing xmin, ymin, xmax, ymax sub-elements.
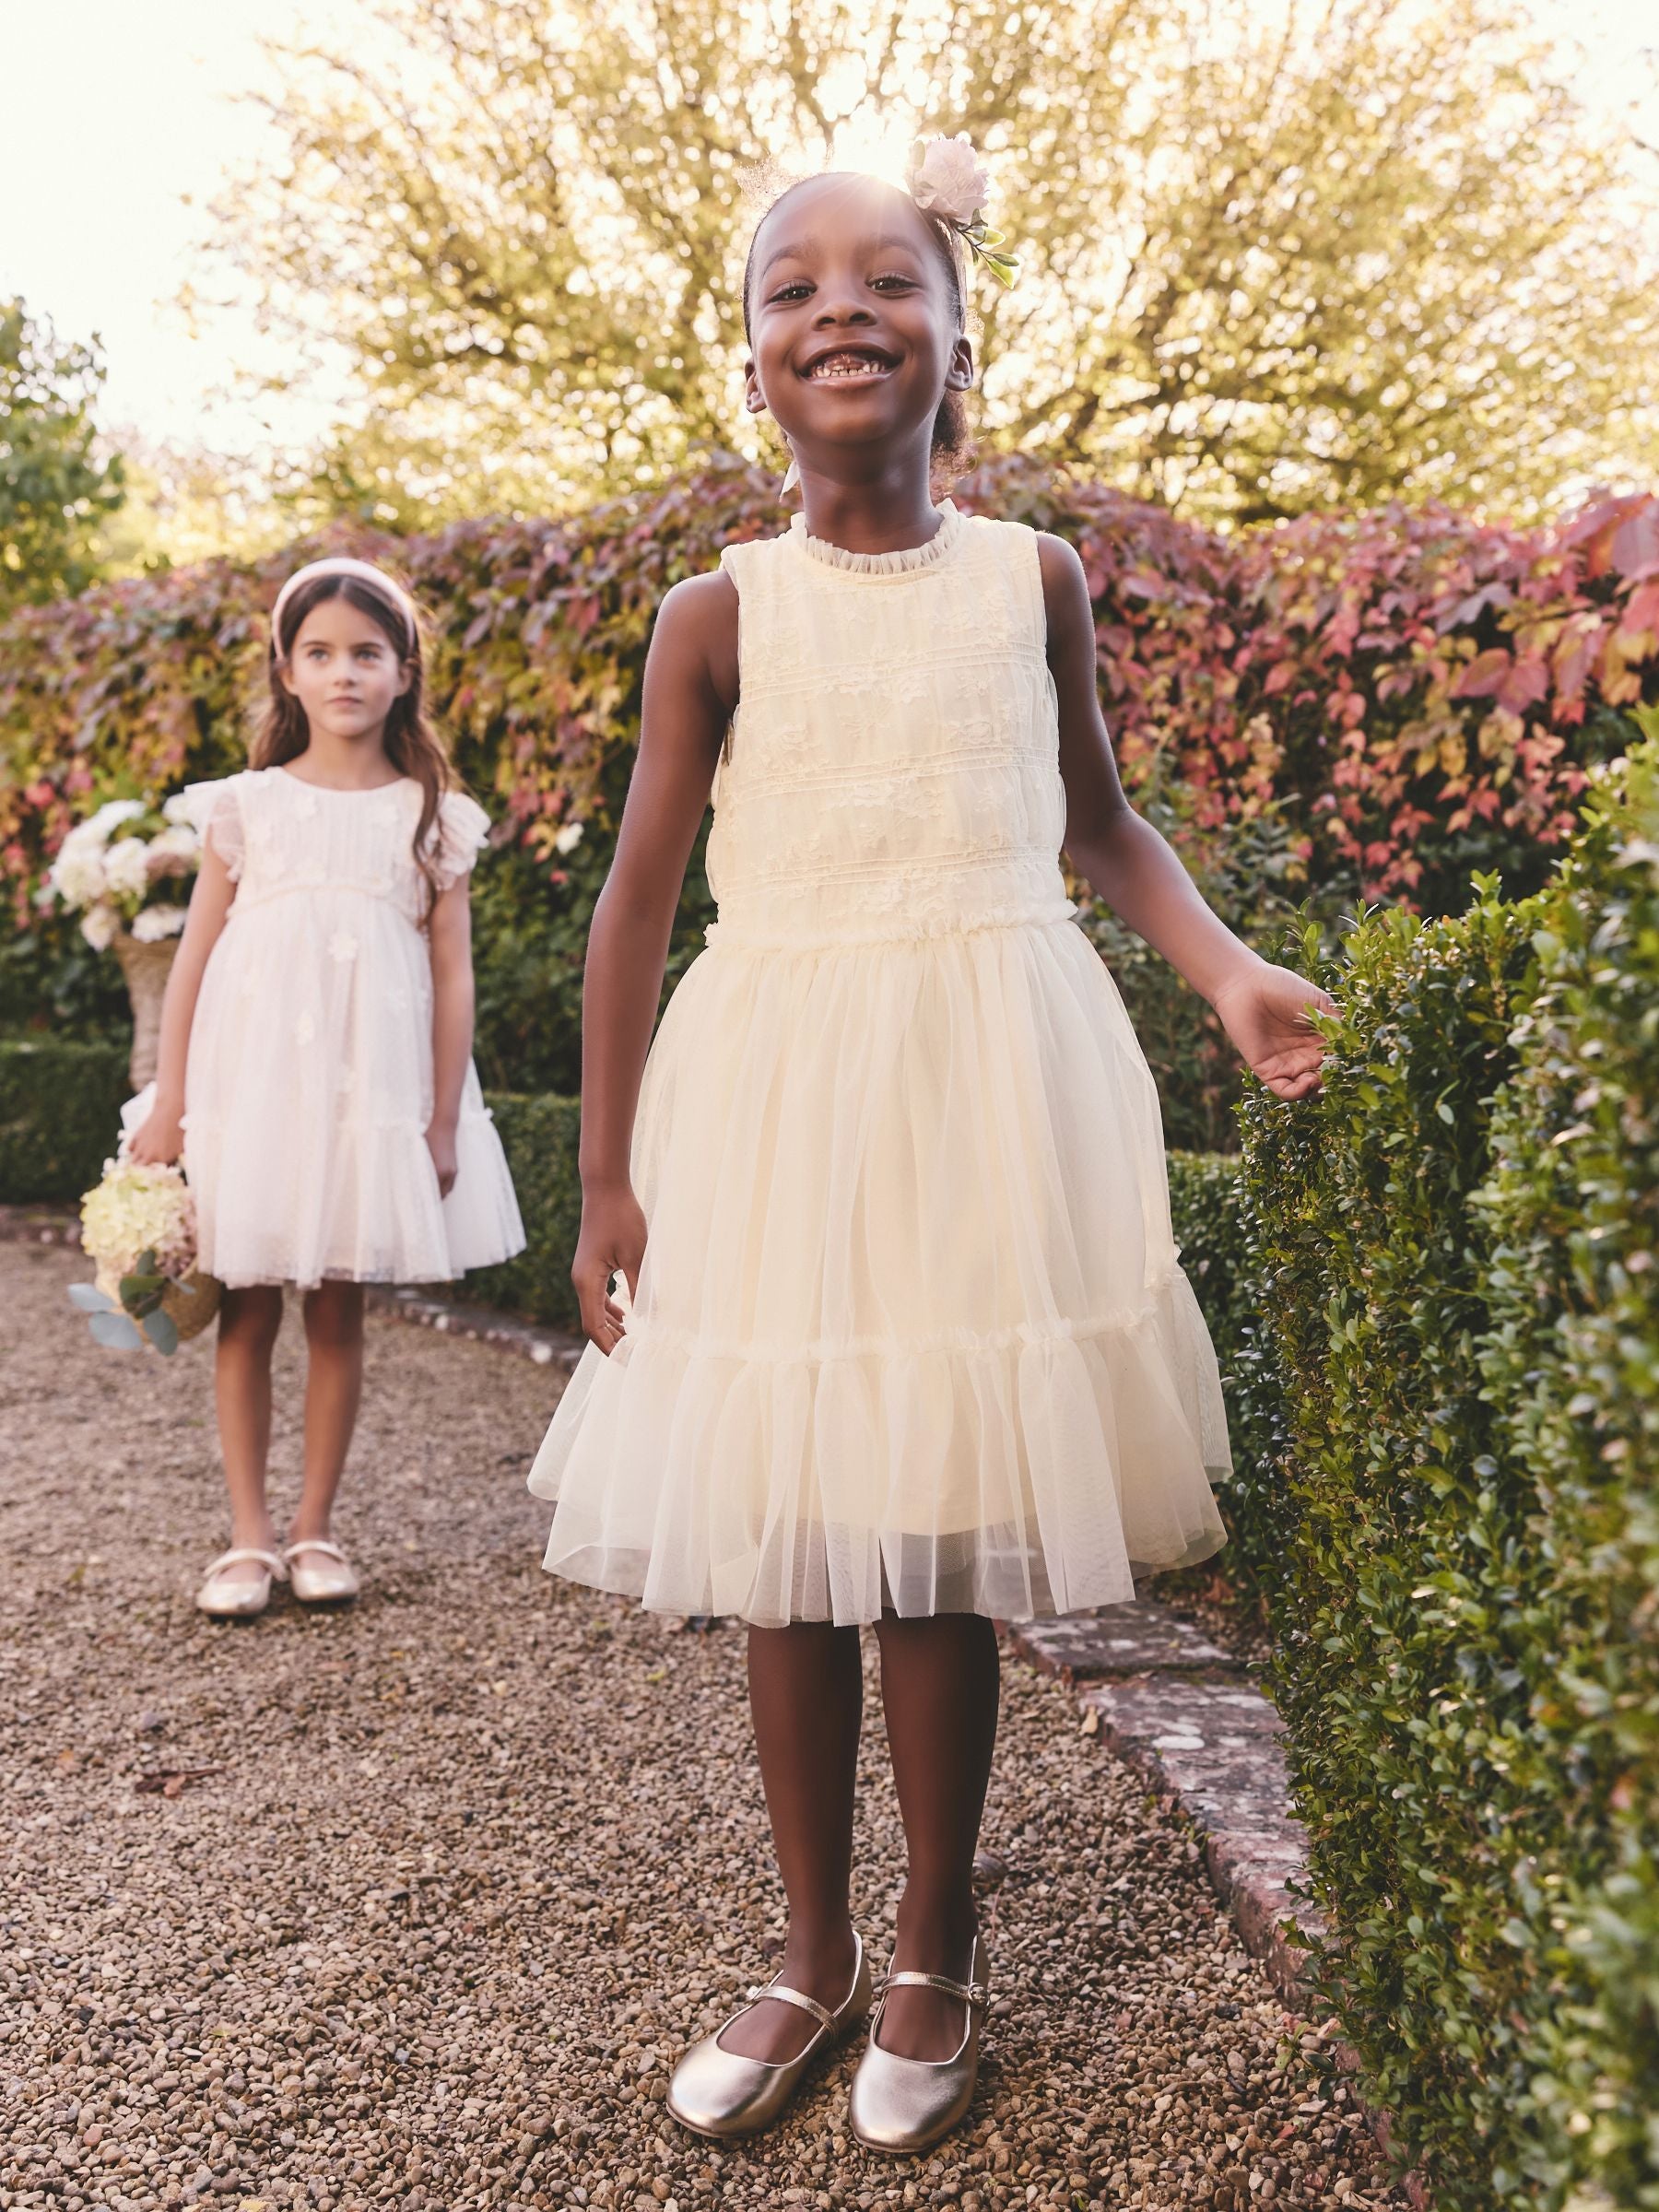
<box><xmin>427</xmin><ymin>790</ymin><xmax>492</xmax><ymax>894</ymax></box>
<box><xmin>172</xmin><ymin>774</ymin><xmax>246</xmax><ymax>885</ymax></box>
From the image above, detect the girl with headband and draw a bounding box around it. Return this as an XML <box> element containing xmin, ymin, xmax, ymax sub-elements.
<box><xmin>525</xmin><ymin>134</ymin><xmax>1334</xmax><ymax>2153</ymax></box>
<box><xmin>128</xmin><ymin>555</ymin><xmax>525</xmax><ymax>1618</ymax></box>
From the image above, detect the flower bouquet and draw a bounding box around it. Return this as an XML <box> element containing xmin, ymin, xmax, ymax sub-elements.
<box><xmin>72</xmin><ymin>1157</ymin><xmax>220</xmax><ymax>1355</ymax></box>
<box><xmin>44</xmin><ymin>794</ymin><xmax>201</xmax><ymax>951</ymax></box>
<box><xmin>43</xmin><ymin>794</ymin><xmax>205</xmax><ymax>1088</ymax></box>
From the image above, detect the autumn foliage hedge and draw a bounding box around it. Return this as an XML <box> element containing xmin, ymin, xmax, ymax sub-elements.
<box><xmin>1</xmin><ymin>461</ymin><xmax>1655</xmax><ymax>1135</ymax></box>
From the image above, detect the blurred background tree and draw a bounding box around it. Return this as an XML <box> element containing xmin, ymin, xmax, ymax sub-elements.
<box><xmin>202</xmin><ymin>0</ymin><xmax>1659</xmax><ymax>527</ymax></box>
<box><xmin>0</xmin><ymin>300</ymin><xmax>126</xmax><ymax>608</ymax></box>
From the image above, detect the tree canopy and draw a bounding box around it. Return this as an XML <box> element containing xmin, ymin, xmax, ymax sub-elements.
<box><xmin>206</xmin><ymin>0</ymin><xmax>1659</xmax><ymax>524</ymax></box>
<box><xmin>0</xmin><ymin>301</ymin><xmax>125</xmax><ymax>608</ymax></box>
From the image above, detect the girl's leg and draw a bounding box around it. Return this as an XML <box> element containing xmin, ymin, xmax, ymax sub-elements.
<box><xmin>213</xmin><ymin>1285</ymin><xmax>285</xmax><ymax>1585</ymax></box>
<box><xmin>872</xmin><ymin>1610</ymin><xmax>1001</xmax><ymax>2059</ymax></box>
<box><xmin>719</xmin><ymin>1621</ymin><xmax>865</xmax><ymax>2064</ymax></box>
<box><xmin>288</xmin><ymin>1280</ymin><xmax>367</xmax><ymax>1543</ymax></box>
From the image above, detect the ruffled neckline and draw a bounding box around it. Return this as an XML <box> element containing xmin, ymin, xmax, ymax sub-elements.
<box><xmin>788</xmin><ymin>499</ymin><xmax>968</xmax><ymax>578</ymax></box>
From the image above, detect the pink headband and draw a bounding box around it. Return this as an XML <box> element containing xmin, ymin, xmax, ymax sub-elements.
<box><xmin>269</xmin><ymin>558</ymin><xmax>418</xmax><ymax>653</ymax></box>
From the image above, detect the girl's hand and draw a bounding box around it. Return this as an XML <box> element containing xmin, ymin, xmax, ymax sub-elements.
<box><xmin>572</xmin><ymin>1182</ymin><xmax>648</xmax><ymax>1356</ymax></box>
<box><xmin>1212</xmin><ymin>960</ymin><xmax>1340</xmax><ymax>1101</ymax></box>
<box><xmin>129</xmin><ymin>1096</ymin><xmax>185</xmax><ymax>1167</ymax></box>
<box><xmin>426</xmin><ymin>1119</ymin><xmax>459</xmax><ymax>1198</ymax></box>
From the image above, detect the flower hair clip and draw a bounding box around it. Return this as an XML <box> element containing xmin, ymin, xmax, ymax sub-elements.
<box><xmin>904</xmin><ymin>134</ymin><xmax>1019</xmax><ymax>289</ymax></box>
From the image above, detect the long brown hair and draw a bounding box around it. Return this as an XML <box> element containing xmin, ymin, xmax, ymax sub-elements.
<box><xmin>254</xmin><ymin>571</ymin><xmax>453</xmax><ymax>917</ymax></box>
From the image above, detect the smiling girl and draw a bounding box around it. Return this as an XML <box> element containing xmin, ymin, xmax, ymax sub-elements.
<box><xmin>129</xmin><ymin>557</ymin><xmax>524</xmax><ymax>1619</ymax></box>
<box><xmin>526</xmin><ymin>138</ymin><xmax>1335</xmax><ymax>2154</ymax></box>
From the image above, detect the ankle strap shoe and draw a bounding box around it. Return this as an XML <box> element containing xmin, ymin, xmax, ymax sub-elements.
<box><xmin>848</xmin><ymin>1934</ymin><xmax>991</xmax><ymax>2155</ymax></box>
<box><xmin>666</xmin><ymin>1931</ymin><xmax>872</xmax><ymax>2140</ymax></box>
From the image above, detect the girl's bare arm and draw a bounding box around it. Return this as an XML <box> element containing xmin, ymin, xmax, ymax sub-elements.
<box><xmin>571</xmin><ymin>569</ymin><xmax>737</xmax><ymax>1347</ymax></box>
<box><xmin>1039</xmin><ymin>533</ymin><xmax>1335</xmax><ymax>1100</ymax></box>
<box><xmin>426</xmin><ymin>876</ymin><xmax>477</xmax><ymax>1197</ymax></box>
<box><xmin>127</xmin><ymin>841</ymin><xmax>237</xmax><ymax>1163</ymax></box>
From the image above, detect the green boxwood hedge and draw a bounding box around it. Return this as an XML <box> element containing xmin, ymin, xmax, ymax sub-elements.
<box><xmin>0</xmin><ymin>1038</ymin><xmax>129</xmax><ymax>1203</ymax></box>
<box><xmin>1235</xmin><ymin>733</ymin><xmax>1659</xmax><ymax>2209</ymax></box>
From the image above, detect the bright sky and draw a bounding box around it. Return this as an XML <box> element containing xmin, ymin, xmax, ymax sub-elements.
<box><xmin>2</xmin><ymin>0</ymin><xmax>1655</xmax><ymax>477</ymax></box>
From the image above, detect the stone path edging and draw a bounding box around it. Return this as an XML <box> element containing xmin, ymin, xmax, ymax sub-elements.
<box><xmin>1006</xmin><ymin>1606</ymin><xmax>1321</xmax><ymax>2004</ymax></box>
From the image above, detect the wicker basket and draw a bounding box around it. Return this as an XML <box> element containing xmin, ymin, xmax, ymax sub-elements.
<box><xmin>160</xmin><ymin>1269</ymin><xmax>221</xmax><ymax>1343</ymax></box>
<box><xmin>112</xmin><ymin>931</ymin><xmax>181</xmax><ymax>1090</ymax></box>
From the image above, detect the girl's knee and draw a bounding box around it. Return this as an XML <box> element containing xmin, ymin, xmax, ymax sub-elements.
<box><xmin>302</xmin><ymin>1281</ymin><xmax>366</xmax><ymax>1347</ymax></box>
<box><xmin>218</xmin><ymin>1286</ymin><xmax>283</xmax><ymax>1352</ymax></box>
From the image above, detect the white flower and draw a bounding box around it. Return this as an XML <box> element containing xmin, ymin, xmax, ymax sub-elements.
<box><xmin>81</xmin><ymin>1158</ymin><xmax>196</xmax><ymax>1288</ymax></box>
<box><xmin>50</xmin><ymin>844</ymin><xmax>108</xmax><ymax>910</ymax></box>
<box><xmin>103</xmin><ymin>839</ymin><xmax>151</xmax><ymax>900</ymax></box>
<box><xmin>147</xmin><ymin>824</ymin><xmax>201</xmax><ymax>868</ymax></box>
<box><xmin>161</xmin><ymin>793</ymin><xmax>198</xmax><ymax>828</ymax></box>
<box><xmin>80</xmin><ymin>902</ymin><xmax>120</xmax><ymax>951</ymax></box>
<box><xmin>132</xmin><ymin>904</ymin><xmax>189</xmax><ymax>943</ymax></box>
<box><xmin>80</xmin><ymin>798</ymin><xmax>147</xmax><ymax>845</ymax></box>
<box><xmin>329</xmin><ymin>931</ymin><xmax>358</xmax><ymax>964</ymax></box>
<box><xmin>553</xmin><ymin>818</ymin><xmax>584</xmax><ymax>855</ymax></box>
<box><xmin>906</xmin><ymin>134</ymin><xmax>991</xmax><ymax>225</ymax></box>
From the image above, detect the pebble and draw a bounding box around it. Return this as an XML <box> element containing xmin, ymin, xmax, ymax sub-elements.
<box><xmin>1</xmin><ymin>1243</ymin><xmax>1407</xmax><ymax>2207</ymax></box>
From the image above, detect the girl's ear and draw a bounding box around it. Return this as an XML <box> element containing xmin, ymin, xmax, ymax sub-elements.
<box><xmin>743</xmin><ymin>356</ymin><xmax>768</xmax><ymax>418</ymax></box>
<box><xmin>395</xmin><ymin>658</ymin><xmax>416</xmax><ymax>699</ymax></box>
<box><xmin>947</xmin><ymin>330</ymin><xmax>975</xmax><ymax>394</ymax></box>
<box><xmin>275</xmin><ymin>653</ymin><xmax>297</xmax><ymax>698</ymax></box>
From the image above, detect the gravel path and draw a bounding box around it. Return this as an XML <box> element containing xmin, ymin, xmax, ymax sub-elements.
<box><xmin>2</xmin><ymin>1241</ymin><xmax>1406</xmax><ymax>2212</ymax></box>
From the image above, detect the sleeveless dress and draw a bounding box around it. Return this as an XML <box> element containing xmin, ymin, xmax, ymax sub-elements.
<box><xmin>527</xmin><ymin>500</ymin><xmax>1230</xmax><ymax>1626</ymax></box>
<box><xmin>124</xmin><ymin>765</ymin><xmax>526</xmax><ymax>1290</ymax></box>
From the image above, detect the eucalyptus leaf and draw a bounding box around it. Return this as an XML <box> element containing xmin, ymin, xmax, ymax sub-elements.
<box><xmin>88</xmin><ymin>1308</ymin><xmax>145</xmax><ymax>1351</ymax></box>
<box><xmin>67</xmin><ymin>1282</ymin><xmax>116</xmax><ymax>1312</ymax></box>
<box><xmin>144</xmin><ymin>1309</ymin><xmax>180</xmax><ymax>1358</ymax></box>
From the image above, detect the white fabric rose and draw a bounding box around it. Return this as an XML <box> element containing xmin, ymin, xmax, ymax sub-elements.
<box><xmin>907</xmin><ymin>135</ymin><xmax>990</xmax><ymax>225</ymax></box>
<box><xmin>80</xmin><ymin>902</ymin><xmax>120</xmax><ymax>951</ymax></box>
<box><xmin>554</xmin><ymin>819</ymin><xmax>584</xmax><ymax>855</ymax></box>
<box><xmin>132</xmin><ymin>904</ymin><xmax>189</xmax><ymax>943</ymax></box>
<box><xmin>103</xmin><ymin>839</ymin><xmax>151</xmax><ymax>900</ymax></box>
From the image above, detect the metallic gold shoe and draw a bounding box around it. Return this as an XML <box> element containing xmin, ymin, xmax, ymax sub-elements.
<box><xmin>848</xmin><ymin>1936</ymin><xmax>990</xmax><ymax>2155</ymax></box>
<box><xmin>665</xmin><ymin>1932</ymin><xmax>872</xmax><ymax>2140</ymax></box>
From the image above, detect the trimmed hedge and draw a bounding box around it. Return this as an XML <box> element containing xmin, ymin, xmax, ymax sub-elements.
<box><xmin>0</xmin><ymin>1038</ymin><xmax>128</xmax><ymax>1203</ymax></box>
<box><xmin>1235</xmin><ymin>736</ymin><xmax>1659</xmax><ymax>2208</ymax></box>
<box><xmin>465</xmin><ymin>1090</ymin><xmax>582</xmax><ymax>1332</ymax></box>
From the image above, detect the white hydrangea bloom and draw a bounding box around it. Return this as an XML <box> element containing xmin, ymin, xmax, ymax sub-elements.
<box><xmin>132</xmin><ymin>904</ymin><xmax>189</xmax><ymax>943</ymax></box>
<box><xmin>81</xmin><ymin>798</ymin><xmax>147</xmax><ymax>844</ymax></box>
<box><xmin>103</xmin><ymin>839</ymin><xmax>151</xmax><ymax>900</ymax></box>
<box><xmin>161</xmin><ymin>793</ymin><xmax>197</xmax><ymax>828</ymax></box>
<box><xmin>554</xmin><ymin>819</ymin><xmax>584</xmax><ymax>855</ymax></box>
<box><xmin>80</xmin><ymin>902</ymin><xmax>120</xmax><ymax>951</ymax></box>
<box><xmin>50</xmin><ymin>844</ymin><xmax>108</xmax><ymax>910</ymax></box>
<box><xmin>147</xmin><ymin>824</ymin><xmax>201</xmax><ymax>866</ymax></box>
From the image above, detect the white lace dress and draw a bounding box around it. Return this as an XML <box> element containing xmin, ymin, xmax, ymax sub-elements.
<box><xmin>528</xmin><ymin>500</ymin><xmax>1230</xmax><ymax>1626</ymax></box>
<box><xmin>128</xmin><ymin>765</ymin><xmax>526</xmax><ymax>1290</ymax></box>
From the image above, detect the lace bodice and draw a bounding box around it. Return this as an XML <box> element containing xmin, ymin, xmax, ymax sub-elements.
<box><xmin>707</xmin><ymin>500</ymin><xmax>1076</xmax><ymax>951</ymax></box>
<box><xmin>183</xmin><ymin>767</ymin><xmax>490</xmax><ymax>932</ymax></box>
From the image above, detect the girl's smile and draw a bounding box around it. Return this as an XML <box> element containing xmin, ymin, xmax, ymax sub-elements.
<box><xmin>744</xmin><ymin>174</ymin><xmax>973</xmax><ymax>480</ymax></box>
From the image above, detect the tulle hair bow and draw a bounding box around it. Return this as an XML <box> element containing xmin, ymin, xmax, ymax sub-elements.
<box><xmin>903</xmin><ymin>134</ymin><xmax>1019</xmax><ymax>289</ymax></box>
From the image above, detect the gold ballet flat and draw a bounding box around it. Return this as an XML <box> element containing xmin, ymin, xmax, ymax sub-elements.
<box><xmin>281</xmin><ymin>1537</ymin><xmax>359</xmax><ymax>1605</ymax></box>
<box><xmin>665</xmin><ymin>1931</ymin><xmax>872</xmax><ymax>2140</ymax></box>
<box><xmin>848</xmin><ymin>1936</ymin><xmax>991</xmax><ymax>2156</ymax></box>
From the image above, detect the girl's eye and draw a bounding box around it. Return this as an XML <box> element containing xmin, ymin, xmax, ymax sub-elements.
<box><xmin>771</xmin><ymin>280</ymin><xmax>812</xmax><ymax>302</ymax></box>
<box><xmin>870</xmin><ymin>273</ymin><xmax>916</xmax><ymax>290</ymax></box>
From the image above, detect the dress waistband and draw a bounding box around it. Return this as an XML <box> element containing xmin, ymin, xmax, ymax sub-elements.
<box><xmin>703</xmin><ymin>901</ymin><xmax>1079</xmax><ymax>955</ymax></box>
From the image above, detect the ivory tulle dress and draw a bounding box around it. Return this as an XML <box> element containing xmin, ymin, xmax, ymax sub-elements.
<box><xmin>528</xmin><ymin>500</ymin><xmax>1230</xmax><ymax>1626</ymax></box>
<box><xmin>124</xmin><ymin>765</ymin><xmax>525</xmax><ymax>1290</ymax></box>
